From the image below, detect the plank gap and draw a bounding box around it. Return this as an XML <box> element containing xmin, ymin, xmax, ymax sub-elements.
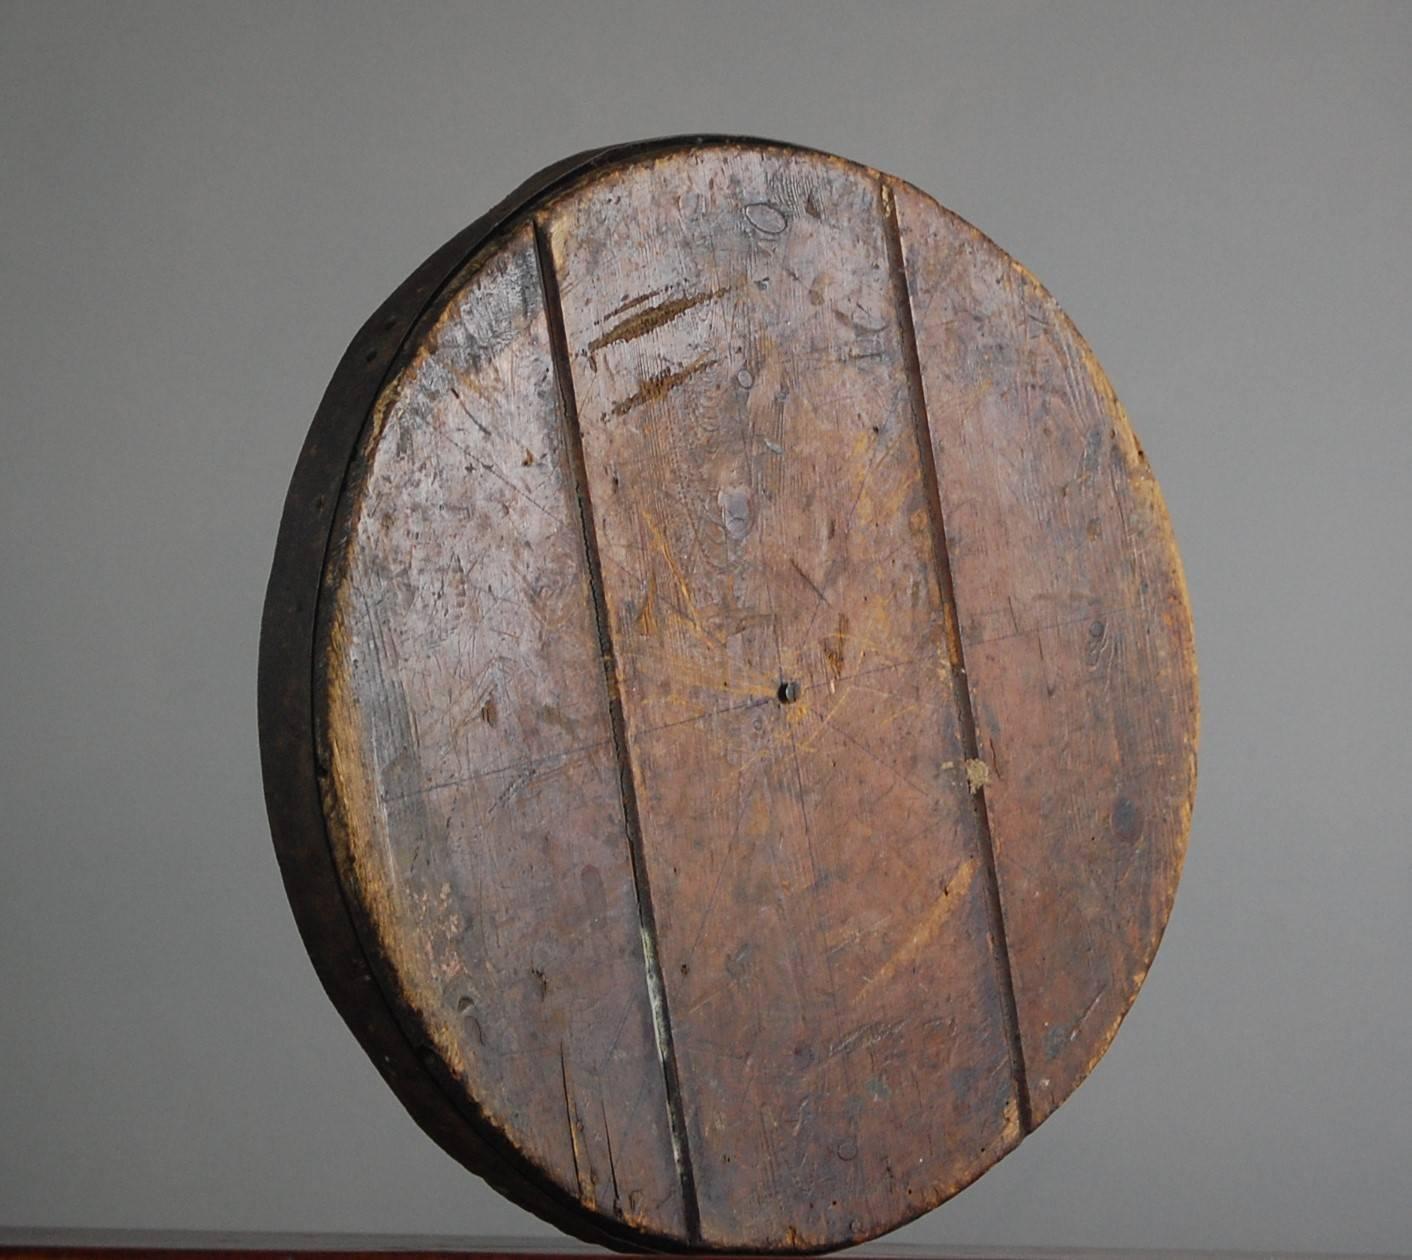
<box><xmin>531</xmin><ymin>216</ymin><xmax>704</xmax><ymax>1239</ymax></box>
<box><xmin>880</xmin><ymin>179</ymin><xmax>1035</xmax><ymax>1135</ymax></box>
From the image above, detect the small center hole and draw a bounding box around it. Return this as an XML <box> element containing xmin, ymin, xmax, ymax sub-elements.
<box><xmin>777</xmin><ymin>680</ymin><xmax>801</xmax><ymax>704</ymax></box>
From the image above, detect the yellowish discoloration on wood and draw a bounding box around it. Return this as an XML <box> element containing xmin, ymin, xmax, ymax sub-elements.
<box><xmin>859</xmin><ymin>857</ymin><xmax>979</xmax><ymax>997</ymax></box>
<box><xmin>964</xmin><ymin>759</ymin><xmax>992</xmax><ymax>794</ymax></box>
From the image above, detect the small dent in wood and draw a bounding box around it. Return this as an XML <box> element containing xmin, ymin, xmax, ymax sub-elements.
<box><xmin>1112</xmin><ymin>797</ymin><xmax>1142</xmax><ymax>843</ymax></box>
<box><xmin>718</xmin><ymin>486</ymin><xmax>752</xmax><ymax>542</ymax></box>
<box><xmin>743</xmin><ymin>202</ymin><xmax>788</xmax><ymax>235</ymax></box>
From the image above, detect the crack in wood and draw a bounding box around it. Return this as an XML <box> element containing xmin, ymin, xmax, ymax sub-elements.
<box><xmin>532</xmin><ymin>217</ymin><xmax>704</xmax><ymax>1241</ymax></box>
<box><xmin>881</xmin><ymin>179</ymin><xmax>1034</xmax><ymax>1134</ymax></box>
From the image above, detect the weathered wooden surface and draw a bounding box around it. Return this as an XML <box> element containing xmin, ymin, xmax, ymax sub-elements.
<box><xmin>891</xmin><ymin>187</ymin><xmax>1198</xmax><ymax>1125</ymax></box>
<box><xmin>272</xmin><ymin>138</ymin><xmax>1198</xmax><ymax>1255</ymax></box>
<box><xmin>539</xmin><ymin>152</ymin><xmax>1020</xmax><ymax>1248</ymax></box>
<box><xmin>321</xmin><ymin>221</ymin><xmax>685</xmax><ymax>1238</ymax></box>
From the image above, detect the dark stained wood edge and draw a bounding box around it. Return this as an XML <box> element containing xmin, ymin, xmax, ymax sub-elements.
<box><xmin>257</xmin><ymin>136</ymin><xmax>836</xmax><ymax>1255</ymax></box>
<box><xmin>531</xmin><ymin>219</ymin><xmax>704</xmax><ymax>1243</ymax></box>
<box><xmin>2</xmin><ymin>1235</ymin><xmax>1393</xmax><ymax>1260</ymax></box>
<box><xmin>879</xmin><ymin>182</ymin><xmax>1033</xmax><ymax>1133</ymax></box>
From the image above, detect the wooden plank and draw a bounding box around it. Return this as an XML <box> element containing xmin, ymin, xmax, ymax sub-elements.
<box><xmin>540</xmin><ymin>148</ymin><xmax>1021</xmax><ymax>1248</ymax></box>
<box><xmin>318</xmin><ymin>223</ymin><xmax>684</xmax><ymax>1238</ymax></box>
<box><xmin>892</xmin><ymin>182</ymin><xmax>1199</xmax><ymax>1125</ymax></box>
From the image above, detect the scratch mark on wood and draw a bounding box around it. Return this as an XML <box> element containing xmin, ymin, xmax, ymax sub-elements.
<box><xmin>589</xmin><ymin>286</ymin><xmax>731</xmax><ymax>357</ymax></box>
<box><xmin>560</xmin><ymin>1042</ymin><xmax>590</xmax><ymax>1204</ymax></box>
<box><xmin>611</xmin><ymin>355</ymin><xmax>719</xmax><ymax>418</ymax></box>
<box><xmin>859</xmin><ymin>858</ymin><xmax>978</xmax><ymax>997</ymax></box>
<box><xmin>601</xmin><ymin>1093</ymin><xmax>622</xmax><ymax>1214</ymax></box>
<box><xmin>788</xmin><ymin>557</ymin><xmax>831</xmax><ymax>608</ymax></box>
<box><xmin>602</xmin><ymin>287</ymin><xmax>666</xmax><ymax>321</ymax></box>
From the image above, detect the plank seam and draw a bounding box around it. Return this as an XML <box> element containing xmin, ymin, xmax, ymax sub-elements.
<box><xmin>531</xmin><ymin>217</ymin><xmax>704</xmax><ymax>1240</ymax></box>
<box><xmin>880</xmin><ymin>180</ymin><xmax>1035</xmax><ymax>1134</ymax></box>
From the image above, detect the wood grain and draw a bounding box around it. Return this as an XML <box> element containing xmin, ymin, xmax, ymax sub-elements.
<box><xmin>539</xmin><ymin>149</ymin><xmax>1020</xmax><ymax>1249</ymax></box>
<box><xmin>319</xmin><ymin>223</ymin><xmax>684</xmax><ymax>1238</ymax></box>
<box><xmin>892</xmin><ymin>184</ymin><xmax>1198</xmax><ymax>1125</ymax></box>
<box><xmin>266</xmin><ymin>137</ymin><xmax>1198</xmax><ymax>1254</ymax></box>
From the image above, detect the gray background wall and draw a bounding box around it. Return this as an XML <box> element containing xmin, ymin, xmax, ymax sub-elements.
<box><xmin>3</xmin><ymin>1</ymin><xmax>1409</xmax><ymax>1254</ymax></box>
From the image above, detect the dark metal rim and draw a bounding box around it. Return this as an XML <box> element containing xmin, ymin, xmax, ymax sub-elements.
<box><xmin>256</xmin><ymin>134</ymin><xmax>845</xmax><ymax>1255</ymax></box>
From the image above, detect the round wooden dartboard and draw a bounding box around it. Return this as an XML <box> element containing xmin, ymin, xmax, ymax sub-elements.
<box><xmin>259</xmin><ymin>137</ymin><xmax>1198</xmax><ymax>1254</ymax></box>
